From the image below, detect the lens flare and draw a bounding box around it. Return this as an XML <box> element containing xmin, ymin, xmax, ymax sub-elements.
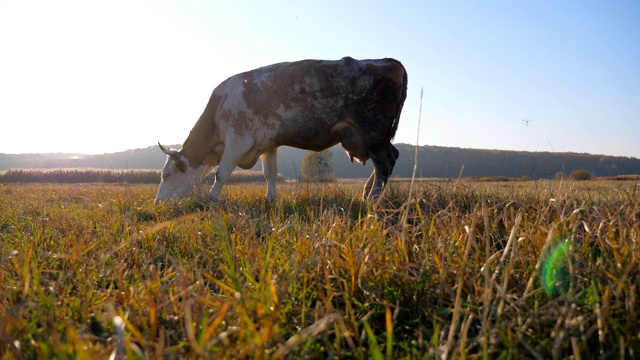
<box><xmin>541</xmin><ymin>240</ymin><xmax>570</xmax><ymax>295</ymax></box>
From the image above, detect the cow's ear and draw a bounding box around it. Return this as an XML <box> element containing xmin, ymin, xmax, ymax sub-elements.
<box><xmin>175</xmin><ymin>159</ymin><xmax>187</xmax><ymax>172</ymax></box>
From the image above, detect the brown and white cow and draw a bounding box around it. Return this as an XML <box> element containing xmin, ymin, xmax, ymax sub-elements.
<box><xmin>155</xmin><ymin>57</ymin><xmax>407</xmax><ymax>204</ymax></box>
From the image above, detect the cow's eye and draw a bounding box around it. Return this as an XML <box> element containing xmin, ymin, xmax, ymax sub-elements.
<box><xmin>175</xmin><ymin>160</ymin><xmax>187</xmax><ymax>172</ymax></box>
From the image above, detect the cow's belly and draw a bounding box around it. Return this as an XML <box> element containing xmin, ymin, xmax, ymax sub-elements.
<box><xmin>279</xmin><ymin>134</ymin><xmax>341</xmax><ymax>152</ymax></box>
<box><xmin>274</xmin><ymin>114</ymin><xmax>345</xmax><ymax>151</ymax></box>
<box><xmin>237</xmin><ymin>157</ymin><xmax>260</xmax><ymax>169</ymax></box>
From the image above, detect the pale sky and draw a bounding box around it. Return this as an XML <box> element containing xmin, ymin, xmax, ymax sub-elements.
<box><xmin>1</xmin><ymin>0</ymin><xmax>638</xmax><ymax>158</ymax></box>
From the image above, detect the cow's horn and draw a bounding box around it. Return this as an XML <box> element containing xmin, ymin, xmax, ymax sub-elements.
<box><xmin>158</xmin><ymin>142</ymin><xmax>178</xmax><ymax>156</ymax></box>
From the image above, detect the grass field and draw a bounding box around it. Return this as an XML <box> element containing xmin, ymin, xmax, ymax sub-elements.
<box><xmin>1</xmin><ymin>180</ymin><xmax>638</xmax><ymax>359</ymax></box>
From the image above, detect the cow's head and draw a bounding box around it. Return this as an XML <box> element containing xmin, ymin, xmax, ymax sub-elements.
<box><xmin>154</xmin><ymin>142</ymin><xmax>202</xmax><ymax>204</ymax></box>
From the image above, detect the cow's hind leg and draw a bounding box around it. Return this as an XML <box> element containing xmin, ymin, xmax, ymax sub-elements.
<box><xmin>363</xmin><ymin>172</ymin><xmax>375</xmax><ymax>200</ymax></box>
<box><xmin>365</xmin><ymin>143</ymin><xmax>399</xmax><ymax>200</ymax></box>
<box><xmin>335</xmin><ymin>122</ymin><xmax>399</xmax><ymax>200</ymax></box>
<box><xmin>335</xmin><ymin>123</ymin><xmax>375</xmax><ymax>200</ymax></box>
<box><xmin>261</xmin><ymin>148</ymin><xmax>278</xmax><ymax>202</ymax></box>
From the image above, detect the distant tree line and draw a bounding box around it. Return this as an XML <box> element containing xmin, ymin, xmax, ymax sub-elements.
<box><xmin>282</xmin><ymin>145</ymin><xmax>640</xmax><ymax>180</ymax></box>
<box><xmin>383</xmin><ymin>145</ymin><xmax>640</xmax><ymax>180</ymax></box>
<box><xmin>0</xmin><ymin>168</ymin><xmax>160</xmax><ymax>184</ymax></box>
<box><xmin>3</xmin><ymin>143</ymin><xmax>640</xmax><ymax>180</ymax></box>
<box><xmin>0</xmin><ymin>169</ymin><xmax>284</xmax><ymax>184</ymax></box>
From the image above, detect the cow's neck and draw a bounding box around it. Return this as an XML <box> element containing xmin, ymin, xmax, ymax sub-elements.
<box><xmin>180</xmin><ymin>94</ymin><xmax>223</xmax><ymax>169</ymax></box>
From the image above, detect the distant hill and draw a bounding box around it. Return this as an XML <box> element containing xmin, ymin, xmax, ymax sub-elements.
<box><xmin>2</xmin><ymin>144</ymin><xmax>640</xmax><ymax>180</ymax></box>
<box><xmin>0</xmin><ymin>146</ymin><xmax>166</xmax><ymax>171</ymax></box>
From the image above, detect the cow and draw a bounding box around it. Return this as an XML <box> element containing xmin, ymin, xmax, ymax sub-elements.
<box><xmin>155</xmin><ymin>56</ymin><xmax>407</xmax><ymax>204</ymax></box>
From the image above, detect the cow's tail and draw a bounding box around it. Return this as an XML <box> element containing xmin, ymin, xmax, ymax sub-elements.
<box><xmin>389</xmin><ymin>60</ymin><xmax>408</xmax><ymax>140</ymax></box>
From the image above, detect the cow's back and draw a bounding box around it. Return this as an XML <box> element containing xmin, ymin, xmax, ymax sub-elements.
<box><xmin>210</xmin><ymin>57</ymin><xmax>405</xmax><ymax>152</ymax></box>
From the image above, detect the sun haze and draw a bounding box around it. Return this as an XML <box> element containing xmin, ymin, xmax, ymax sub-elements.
<box><xmin>0</xmin><ymin>0</ymin><xmax>638</xmax><ymax>157</ymax></box>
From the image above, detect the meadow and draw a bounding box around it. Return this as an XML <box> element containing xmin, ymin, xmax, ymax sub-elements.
<box><xmin>0</xmin><ymin>179</ymin><xmax>638</xmax><ymax>359</ymax></box>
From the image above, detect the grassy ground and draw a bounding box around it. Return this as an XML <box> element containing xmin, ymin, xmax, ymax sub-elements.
<box><xmin>0</xmin><ymin>180</ymin><xmax>638</xmax><ymax>359</ymax></box>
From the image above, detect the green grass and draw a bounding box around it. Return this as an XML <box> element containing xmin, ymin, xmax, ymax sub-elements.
<box><xmin>0</xmin><ymin>180</ymin><xmax>638</xmax><ymax>359</ymax></box>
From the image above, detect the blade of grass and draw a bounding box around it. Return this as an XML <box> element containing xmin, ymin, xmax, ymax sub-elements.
<box><xmin>363</xmin><ymin>319</ymin><xmax>384</xmax><ymax>360</ymax></box>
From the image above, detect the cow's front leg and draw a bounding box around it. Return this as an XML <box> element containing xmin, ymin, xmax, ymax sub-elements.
<box><xmin>261</xmin><ymin>148</ymin><xmax>278</xmax><ymax>202</ymax></box>
<box><xmin>208</xmin><ymin>165</ymin><xmax>232</xmax><ymax>202</ymax></box>
<box><xmin>208</xmin><ymin>141</ymin><xmax>252</xmax><ymax>202</ymax></box>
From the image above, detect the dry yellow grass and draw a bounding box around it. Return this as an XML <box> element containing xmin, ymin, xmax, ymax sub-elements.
<box><xmin>0</xmin><ymin>179</ymin><xmax>638</xmax><ymax>358</ymax></box>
